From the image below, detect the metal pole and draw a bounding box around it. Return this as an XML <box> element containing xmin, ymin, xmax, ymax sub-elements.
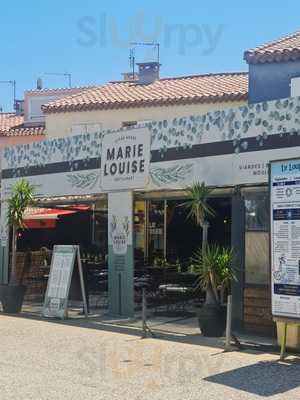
<box><xmin>12</xmin><ymin>80</ymin><xmax>16</xmax><ymax>110</ymax></box>
<box><xmin>91</xmin><ymin>203</ymin><xmax>95</xmax><ymax>244</ymax></box>
<box><xmin>67</xmin><ymin>74</ymin><xmax>72</xmax><ymax>88</ymax></box>
<box><xmin>280</xmin><ymin>322</ymin><xmax>288</xmax><ymax>361</ymax></box>
<box><xmin>141</xmin><ymin>286</ymin><xmax>155</xmax><ymax>338</ymax></box>
<box><xmin>225</xmin><ymin>295</ymin><xmax>233</xmax><ymax>351</ymax></box>
<box><xmin>163</xmin><ymin>200</ymin><xmax>167</xmax><ymax>260</ymax></box>
<box><xmin>77</xmin><ymin>246</ymin><xmax>89</xmax><ymax>318</ymax></box>
<box><xmin>142</xmin><ymin>287</ymin><xmax>147</xmax><ymax>337</ymax></box>
<box><xmin>144</xmin><ymin>200</ymin><xmax>149</xmax><ymax>262</ymax></box>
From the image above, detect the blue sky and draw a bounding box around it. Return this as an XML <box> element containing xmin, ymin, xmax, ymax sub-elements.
<box><xmin>0</xmin><ymin>0</ymin><xmax>299</xmax><ymax>111</ymax></box>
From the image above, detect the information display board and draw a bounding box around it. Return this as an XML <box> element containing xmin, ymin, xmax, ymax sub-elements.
<box><xmin>270</xmin><ymin>159</ymin><xmax>300</xmax><ymax>319</ymax></box>
<box><xmin>42</xmin><ymin>245</ymin><xmax>87</xmax><ymax>319</ymax></box>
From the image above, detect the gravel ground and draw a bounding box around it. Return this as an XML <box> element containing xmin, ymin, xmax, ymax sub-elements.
<box><xmin>0</xmin><ymin>314</ymin><xmax>299</xmax><ymax>400</ymax></box>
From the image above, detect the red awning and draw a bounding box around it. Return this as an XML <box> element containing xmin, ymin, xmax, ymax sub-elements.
<box><xmin>24</xmin><ymin>205</ymin><xmax>90</xmax><ymax>229</ymax></box>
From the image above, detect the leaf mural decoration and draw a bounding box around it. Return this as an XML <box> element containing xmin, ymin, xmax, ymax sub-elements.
<box><xmin>66</xmin><ymin>173</ymin><xmax>100</xmax><ymax>189</ymax></box>
<box><xmin>150</xmin><ymin>163</ymin><xmax>193</xmax><ymax>186</ymax></box>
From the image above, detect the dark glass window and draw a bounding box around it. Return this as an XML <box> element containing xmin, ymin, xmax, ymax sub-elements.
<box><xmin>244</xmin><ymin>191</ymin><xmax>270</xmax><ymax>285</ymax></box>
<box><xmin>245</xmin><ymin>193</ymin><xmax>269</xmax><ymax>231</ymax></box>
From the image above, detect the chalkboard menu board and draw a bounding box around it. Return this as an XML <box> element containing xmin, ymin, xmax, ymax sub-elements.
<box><xmin>42</xmin><ymin>245</ymin><xmax>87</xmax><ymax>319</ymax></box>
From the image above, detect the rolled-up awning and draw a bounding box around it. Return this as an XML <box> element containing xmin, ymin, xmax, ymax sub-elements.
<box><xmin>24</xmin><ymin>205</ymin><xmax>90</xmax><ymax>229</ymax></box>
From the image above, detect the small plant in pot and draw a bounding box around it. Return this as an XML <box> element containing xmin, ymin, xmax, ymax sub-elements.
<box><xmin>0</xmin><ymin>179</ymin><xmax>35</xmax><ymax>313</ymax></box>
<box><xmin>192</xmin><ymin>245</ymin><xmax>236</xmax><ymax>337</ymax></box>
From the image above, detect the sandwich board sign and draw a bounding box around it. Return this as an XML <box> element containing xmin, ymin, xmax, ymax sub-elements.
<box><xmin>270</xmin><ymin>158</ymin><xmax>300</xmax><ymax>320</ymax></box>
<box><xmin>42</xmin><ymin>245</ymin><xmax>88</xmax><ymax>319</ymax></box>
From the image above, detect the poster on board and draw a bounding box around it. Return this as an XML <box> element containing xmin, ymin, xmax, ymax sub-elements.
<box><xmin>270</xmin><ymin>158</ymin><xmax>300</xmax><ymax>319</ymax></box>
<box><xmin>42</xmin><ymin>245</ymin><xmax>88</xmax><ymax>319</ymax></box>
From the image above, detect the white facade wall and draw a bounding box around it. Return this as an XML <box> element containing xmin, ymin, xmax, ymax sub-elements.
<box><xmin>45</xmin><ymin>100</ymin><xmax>246</xmax><ymax>137</ymax></box>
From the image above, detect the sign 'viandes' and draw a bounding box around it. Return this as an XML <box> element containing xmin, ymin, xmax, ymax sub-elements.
<box><xmin>101</xmin><ymin>127</ymin><xmax>150</xmax><ymax>191</ymax></box>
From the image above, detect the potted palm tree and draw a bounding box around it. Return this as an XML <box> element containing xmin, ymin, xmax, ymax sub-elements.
<box><xmin>192</xmin><ymin>245</ymin><xmax>235</xmax><ymax>336</ymax></box>
<box><xmin>182</xmin><ymin>182</ymin><xmax>235</xmax><ymax>336</ymax></box>
<box><xmin>0</xmin><ymin>179</ymin><xmax>35</xmax><ymax>313</ymax></box>
<box><xmin>181</xmin><ymin>182</ymin><xmax>215</xmax><ymax>255</ymax></box>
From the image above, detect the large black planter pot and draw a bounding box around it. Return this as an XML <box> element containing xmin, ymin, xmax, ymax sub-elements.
<box><xmin>197</xmin><ymin>304</ymin><xmax>226</xmax><ymax>337</ymax></box>
<box><xmin>0</xmin><ymin>284</ymin><xmax>26</xmax><ymax>314</ymax></box>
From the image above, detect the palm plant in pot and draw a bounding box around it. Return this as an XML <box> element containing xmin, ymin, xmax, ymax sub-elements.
<box><xmin>181</xmin><ymin>182</ymin><xmax>215</xmax><ymax>255</ymax></box>
<box><xmin>192</xmin><ymin>245</ymin><xmax>235</xmax><ymax>336</ymax></box>
<box><xmin>0</xmin><ymin>179</ymin><xmax>35</xmax><ymax>313</ymax></box>
<box><xmin>182</xmin><ymin>181</ymin><xmax>235</xmax><ymax>336</ymax></box>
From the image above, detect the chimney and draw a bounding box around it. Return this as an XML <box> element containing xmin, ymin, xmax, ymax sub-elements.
<box><xmin>121</xmin><ymin>72</ymin><xmax>139</xmax><ymax>81</ymax></box>
<box><xmin>36</xmin><ymin>78</ymin><xmax>43</xmax><ymax>90</ymax></box>
<box><xmin>136</xmin><ymin>62</ymin><xmax>160</xmax><ymax>84</ymax></box>
<box><xmin>15</xmin><ymin>100</ymin><xmax>24</xmax><ymax>116</ymax></box>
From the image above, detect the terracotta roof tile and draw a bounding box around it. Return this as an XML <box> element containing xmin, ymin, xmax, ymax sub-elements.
<box><xmin>7</xmin><ymin>125</ymin><xmax>46</xmax><ymax>137</ymax></box>
<box><xmin>0</xmin><ymin>113</ymin><xmax>23</xmax><ymax>134</ymax></box>
<box><xmin>0</xmin><ymin>113</ymin><xmax>45</xmax><ymax>137</ymax></box>
<box><xmin>42</xmin><ymin>72</ymin><xmax>248</xmax><ymax>114</ymax></box>
<box><xmin>245</xmin><ymin>30</ymin><xmax>300</xmax><ymax>64</ymax></box>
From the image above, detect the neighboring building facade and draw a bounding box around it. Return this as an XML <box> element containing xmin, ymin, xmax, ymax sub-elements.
<box><xmin>43</xmin><ymin>66</ymin><xmax>248</xmax><ymax>137</ymax></box>
<box><xmin>245</xmin><ymin>30</ymin><xmax>300</xmax><ymax>103</ymax></box>
<box><xmin>0</xmin><ymin>113</ymin><xmax>44</xmax><ymax>148</ymax></box>
<box><xmin>0</xmin><ymin>86</ymin><xmax>96</xmax><ymax>168</ymax></box>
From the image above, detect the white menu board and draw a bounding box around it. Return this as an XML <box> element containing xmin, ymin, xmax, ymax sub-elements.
<box><xmin>42</xmin><ymin>245</ymin><xmax>77</xmax><ymax>319</ymax></box>
<box><xmin>270</xmin><ymin>159</ymin><xmax>300</xmax><ymax>319</ymax></box>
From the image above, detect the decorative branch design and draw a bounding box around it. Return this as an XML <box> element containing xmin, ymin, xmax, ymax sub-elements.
<box><xmin>150</xmin><ymin>163</ymin><xmax>193</xmax><ymax>186</ymax></box>
<box><xmin>110</xmin><ymin>215</ymin><xmax>117</xmax><ymax>241</ymax></box>
<box><xmin>122</xmin><ymin>216</ymin><xmax>130</xmax><ymax>237</ymax></box>
<box><xmin>66</xmin><ymin>172</ymin><xmax>99</xmax><ymax>189</ymax></box>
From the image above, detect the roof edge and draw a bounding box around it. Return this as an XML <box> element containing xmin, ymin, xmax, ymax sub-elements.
<box><xmin>43</xmin><ymin>92</ymin><xmax>248</xmax><ymax>115</ymax></box>
<box><xmin>244</xmin><ymin>30</ymin><xmax>300</xmax><ymax>65</ymax></box>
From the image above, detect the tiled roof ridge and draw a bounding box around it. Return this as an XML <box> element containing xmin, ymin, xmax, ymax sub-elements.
<box><xmin>0</xmin><ymin>112</ymin><xmax>18</xmax><ymax>116</ymax></box>
<box><xmin>246</xmin><ymin>30</ymin><xmax>300</xmax><ymax>54</ymax></box>
<box><xmin>0</xmin><ymin>113</ymin><xmax>45</xmax><ymax>137</ymax></box>
<box><xmin>110</xmin><ymin>71</ymin><xmax>248</xmax><ymax>84</ymax></box>
<box><xmin>244</xmin><ymin>29</ymin><xmax>300</xmax><ymax>64</ymax></box>
<box><xmin>159</xmin><ymin>71</ymin><xmax>247</xmax><ymax>81</ymax></box>
<box><xmin>25</xmin><ymin>85</ymin><xmax>97</xmax><ymax>94</ymax></box>
<box><xmin>42</xmin><ymin>71</ymin><xmax>248</xmax><ymax>114</ymax></box>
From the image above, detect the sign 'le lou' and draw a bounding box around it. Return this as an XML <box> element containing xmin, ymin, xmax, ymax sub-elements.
<box><xmin>101</xmin><ymin>127</ymin><xmax>151</xmax><ymax>191</ymax></box>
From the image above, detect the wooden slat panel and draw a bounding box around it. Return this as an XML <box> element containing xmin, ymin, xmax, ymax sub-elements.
<box><xmin>244</xmin><ymin>315</ymin><xmax>274</xmax><ymax>327</ymax></box>
<box><xmin>244</xmin><ymin>306</ymin><xmax>272</xmax><ymax>318</ymax></box>
<box><xmin>244</xmin><ymin>287</ymin><xmax>271</xmax><ymax>299</ymax></box>
<box><xmin>243</xmin><ymin>286</ymin><xmax>275</xmax><ymax>335</ymax></box>
<box><xmin>244</xmin><ymin>297</ymin><xmax>270</xmax><ymax>308</ymax></box>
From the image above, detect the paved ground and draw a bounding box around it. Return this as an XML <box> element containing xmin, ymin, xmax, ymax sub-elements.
<box><xmin>0</xmin><ymin>314</ymin><xmax>299</xmax><ymax>400</ymax></box>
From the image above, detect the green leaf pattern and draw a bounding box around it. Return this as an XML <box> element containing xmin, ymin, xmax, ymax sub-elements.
<box><xmin>4</xmin><ymin>96</ymin><xmax>300</xmax><ymax>173</ymax></box>
<box><xmin>148</xmin><ymin>96</ymin><xmax>300</xmax><ymax>157</ymax></box>
<box><xmin>66</xmin><ymin>173</ymin><xmax>99</xmax><ymax>189</ymax></box>
<box><xmin>150</xmin><ymin>163</ymin><xmax>193</xmax><ymax>187</ymax></box>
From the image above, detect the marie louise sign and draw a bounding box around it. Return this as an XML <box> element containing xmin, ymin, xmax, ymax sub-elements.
<box><xmin>100</xmin><ymin>127</ymin><xmax>151</xmax><ymax>191</ymax></box>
